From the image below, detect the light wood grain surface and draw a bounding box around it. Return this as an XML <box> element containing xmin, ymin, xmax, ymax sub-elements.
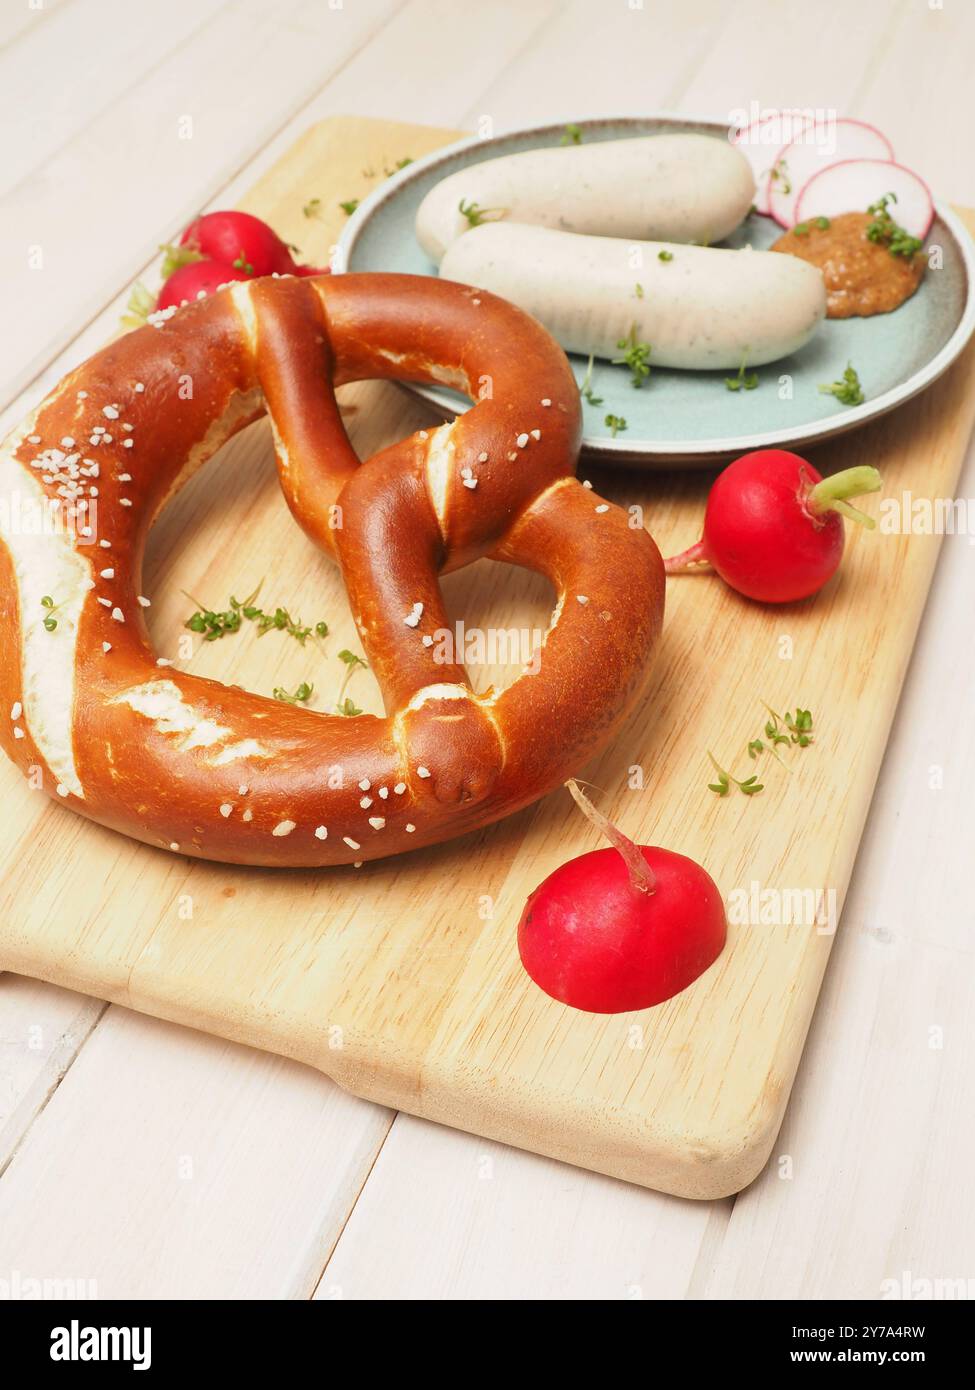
<box><xmin>2</xmin><ymin>112</ymin><xmax>973</xmax><ymax>1202</ymax></box>
<box><xmin>1</xmin><ymin>0</ymin><xmax>973</xmax><ymax>1297</ymax></box>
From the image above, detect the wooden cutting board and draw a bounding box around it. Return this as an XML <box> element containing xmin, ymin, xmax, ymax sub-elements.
<box><xmin>2</xmin><ymin>116</ymin><xmax>974</xmax><ymax>1200</ymax></box>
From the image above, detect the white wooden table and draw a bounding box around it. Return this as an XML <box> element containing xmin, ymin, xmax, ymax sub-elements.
<box><xmin>1</xmin><ymin>0</ymin><xmax>972</xmax><ymax>1300</ymax></box>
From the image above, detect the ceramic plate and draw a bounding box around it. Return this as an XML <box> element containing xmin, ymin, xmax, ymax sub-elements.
<box><xmin>336</xmin><ymin>114</ymin><xmax>975</xmax><ymax>466</ymax></box>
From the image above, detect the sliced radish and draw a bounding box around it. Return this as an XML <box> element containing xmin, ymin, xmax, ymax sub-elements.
<box><xmin>732</xmin><ymin>110</ymin><xmax>812</xmax><ymax>216</ymax></box>
<box><xmin>795</xmin><ymin>159</ymin><xmax>935</xmax><ymax>239</ymax></box>
<box><xmin>768</xmin><ymin>118</ymin><xmax>894</xmax><ymax>228</ymax></box>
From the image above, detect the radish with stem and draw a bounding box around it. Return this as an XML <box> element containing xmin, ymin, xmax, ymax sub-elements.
<box><xmin>664</xmin><ymin>449</ymin><xmax>882</xmax><ymax>603</ymax></box>
<box><xmin>517</xmin><ymin>781</ymin><xmax>726</xmax><ymax>1013</ymax></box>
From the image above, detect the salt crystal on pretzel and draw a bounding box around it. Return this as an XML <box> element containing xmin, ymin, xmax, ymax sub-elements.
<box><xmin>0</xmin><ymin>273</ymin><xmax>664</xmax><ymax>865</ymax></box>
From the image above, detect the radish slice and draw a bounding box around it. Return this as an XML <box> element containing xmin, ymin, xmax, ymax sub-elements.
<box><xmin>795</xmin><ymin>159</ymin><xmax>935</xmax><ymax>239</ymax></box>
<box><xmin>732</xmin><ymin>111</ymin><xmax>812</xmax><ymax>216</ymax></box>
<box><xmin>768</xmin><ymin>118</ymin><xmax>894</xmax><ymax>227</ymax></box>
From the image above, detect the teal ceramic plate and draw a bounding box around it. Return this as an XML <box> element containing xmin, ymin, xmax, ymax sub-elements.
<box><xmin>336</xmin><ymin>115</ymin><xmax>975</xmax><ymax>466</ymax></box>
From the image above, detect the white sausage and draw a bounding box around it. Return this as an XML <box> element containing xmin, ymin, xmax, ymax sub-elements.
<box><xmin>439</xmin><ymin>223</ymin><xmax>826</xmax><ymax>369</ymax></box>
<box><xmin>415</xmin><ymin>135</ymin><xmax>756</xmax><ymax>265</ymax></box>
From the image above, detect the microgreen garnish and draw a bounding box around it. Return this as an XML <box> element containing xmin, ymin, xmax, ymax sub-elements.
<box><xmin>579</xmin><ymin>353</ymin><xmax>603</xmax><ymax>406</ymax></box>
<box><xmin>635</xmin><ymin>283</ymin><xmax>645</xmax><ymax>297</ymax></box>
<box><xmin>708</xmin><ymin>704</ymin><xmax>815</xmax><ymax>796</ymax></box>
<box><xmin>458</xmin><ymin>198</ymin><xmax>507</xmax><ymax>227</ymax></box>
<box><xmin>121</xmin><ymin>281</ymin><xmax>155</xmax><ymax>330</ymax></box>
<box><xmin>707</xmin><ymin>752</ymin><xmax>763</xmax><ymax>797</ymax></box>
<box><xmin>777</xmin><ymin>705</ymin><xmax>815</xmax><ymax>746</ymax></box>
<box><xmin>383</xmin><ymin>157</ymin><xmax>413</xmax><ymax>176</ymax></box>
<box><xmin>158</xmin><ymin>242</ymin><xmax>204</xmax><ymax>279</ymax></box>
<box><xmin>560</xmin><ymin>123</ymin><xmax>583</xmax><ymax>145</ymax></box>
<box><xmin>793</xmin><ymin>222</ymin><xmax>810</xmax><ymax>236</ymax></box>
<box><xmin>818</xmin><ymin>362</ymin><xmax>864</xmax><ymax>407</ymax></box>
<box><xmin>815</xmin><ymin>216</ymin><xmax>830</xmax><ymax>230</ymax></box>
<box><xmin>273</xmin><ymin>681</ymin><xmax>314</xmax><ymax>705</ymax></box>
<box><xmin>183</xmin><ymin>583</ymin><xmax>328</xmax><ymax>646</ymax></box>
<box><xmin>657</xmin><ymin>249</ymin><xmax>673</xmax><ymax>262</ymax></box>
<box><xmin>184</xmin><ymin>598</ymin><xmax>242</xmax><ymax>640</ymax></box>
<box><xmin>339</xmin><ymin>199</ymin><xmax>360</xmax><ymax>216</ymax></box>
<box><xmin>232</xmin><ymin>251</ymin><xmax>255</xmax><ymax>276</ymax></box>
<box><xmin>40</xmin><ymin>594</ymin><xmax>63</xmax><ymax>632</ymax></box>
<box><xmin>336</xmin><ymin>649</ymin><xmax>368</xmax><ymax>716</ymax></box>
<box><xmin>725</xmin><ymin>356</ymin><xmax>759</xmax><ymax>392</ymax></box>
<box><xmin>604</xmin><ymin>413</ymin><xmax>627</xmax><ymax>437</ymax></box>
<box><xmin>612</xmin><ymin>325</ymin><xmax>652</xmax><ymax>388</ymax></box>
<box><xmin>303</xmin><ymin>198</ymin><xmax>322</xmax><ymax>219</ymax></box>
<box><xmin>865</xmin><ymin>193</ymin><xmax>923</xmax><ymax>258</ymax></box>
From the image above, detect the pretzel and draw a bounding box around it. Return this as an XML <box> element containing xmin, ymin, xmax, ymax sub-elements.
<box><xmin>0</xmin><ymin>273</ymin><xmax>664</xmax><ymax>866</ymax></box>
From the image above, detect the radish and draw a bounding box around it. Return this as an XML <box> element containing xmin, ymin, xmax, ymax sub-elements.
<box><xmin>768</xmin><ymin>118</ymin><xmax>894</xmax><ymax>228</ymax></box>
<box><xmin>732</xmin><ymin>109</ymin><xmax>812</xmax><ymax>216</ymax></box>
<box><xmin>795</xmin><ymin>159</ymin><xmax>934</xmax><ymax>239</ymax></box>
<box><xmin>517</xmin><ymin>782</ymin><xmax>726</xmax><ymax>1014</ymax></box>
<box><xmin>179</xmin><ymin>209</ymin><xmax>328</xmax><ymax>277</ymax></box>
<box><xmin>180</xmin><ymin>209</ymin><xmax>302</xmax><ymax>277</ymax></box>
<box><xmin>663</xmin><ymin>449</ymin><xmax>883</xmax><ymax>604</ymax></box>
<box><xmin>156</xmin><ymin>258</ymin><xmax>249</xmax><ymax>311</ymax></box>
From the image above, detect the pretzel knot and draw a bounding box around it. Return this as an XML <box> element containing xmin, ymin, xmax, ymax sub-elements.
<box><xmin>0</xmin><ymin>274</ymin><xmax>664</xmax><ymax>866</ymax></box>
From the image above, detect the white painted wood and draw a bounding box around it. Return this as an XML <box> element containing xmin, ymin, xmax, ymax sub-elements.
<box><xmin>0</xmin><ymin>1005</ymin><xmax>393</xmax><ymax>1298</ymax></box>
<box><xmin>318</xmin><ymin>1113</ymin><xmax>730</xmax><ymax>1300</ymax></box>
<box><xmin>0</xmin><ymin>0</ymin><xmax>403</xmax><ymax>405</ymax></box>
<box><xmin>702</xmin><ymin>440</ymin><xmax>975</xmax><ymax>1299</ymax></box>
<box><xmin>2</xmin><ymin>0</ymin><xmax>975</xmax><ymax>1300</ymax></box>
<box><xmin>461</xmin><ymin>0</ymin><xmax>733</xmax><ymax>128</ymax></box>
<box><xmin>0</xmin><ymin>0</ymin><xmax>74</xmax><ymax>51</ymax></box>
<box><xmin>0</xmin><ymin>0</ymin><xmax>232</xmax><ymax>197</ymax></box>
<box><xmin>0</xmin><ymin>974</ymin><xmax>103</xmax><ymax>1168</ymax></box>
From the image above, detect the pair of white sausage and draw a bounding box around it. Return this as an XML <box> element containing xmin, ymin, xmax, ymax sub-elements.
<box><xmin>415</xmin><ymin>135</ymin><xmax>826</xmax><ymax>369</ymax></box>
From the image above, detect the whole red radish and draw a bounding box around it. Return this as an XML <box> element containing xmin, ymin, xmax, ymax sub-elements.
<box><xmin>518</xmin><ymin>783</ymin><xmax>726</xmax><ymax>1014</ymax></box>
<box><xmin>180</xmin><ymin>210</ymin><xmax>326</xmax><ymax>277</ymax></box>
<box><xmin>180</xmin><ymin>210</ymin><xmax>299</xmax><ymax>277</ymax></box>
<box><xmin>156</xmin><ymin>258</ymin><xmax>249</xmax><ymax>311</ymax></box>
<box><xmin>664</xmin><ymin>449</ymin><xmax>882</xmax><ymax>603</ymax></box>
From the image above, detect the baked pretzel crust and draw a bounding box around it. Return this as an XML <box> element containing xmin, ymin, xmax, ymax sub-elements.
<box><xmin>0</xmin><ymin>273</ymin><xmax>664</xmax><ymax>865</ymax></box>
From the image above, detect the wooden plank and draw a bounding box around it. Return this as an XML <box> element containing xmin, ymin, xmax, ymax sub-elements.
<box><xmin>0</xmin><ymin>0</ymin><xmax>75</xmax><ymax>52</ymax></box>
<box><xmin>0</xmin><ymin>1004</ymin><xmax>393</xmax><ymax>1298</ymax></box>
<box><xmin>0</xmin><ymin>0</ymin><xmax>232</xmax><ymax>198</ymax></box>
<box><xmin>676</xmin><ymin>0</ymin><xmax>910</xmax><ymax>120</ymax></box>
<box><xmin>853</xmin><ymin>0</ymin><xmax>975</xmax><ymax>206</ymax></box>
<box><xmin>662</xmin><ymin>0</ymin><xmax>975</xmax><ymax>1288</ymax></box>
<box><xmin>0</xmin><ymin>0</ymin><xmax>403</xmax><ymax>406</ymax></box>
<box><xmin>0</xmin><ymin>0</ymin><xmax>587</xmax><ymax>1291</ymax></box>
<box><xmin>3</xmin><ymin>115</ymin><xmax>973</xmax><ymax>1201</ymax></box>
<box><xmin>0</xmin><ymin>974</ymin><xmax>103</xmax><ymax>1169</ymax></box>
<box><xmin>463</xmin><ymin>0</ymin><xmax>734</xmax><ymax>127</ymax></box>
<box><xmin>701</xmin><ymin>442</ymin><xmax>975</xmax><ymax>1296</ymax></box>
<box><xmin>317</xmin><ymin>1113</ymin><xmax>730</xmax><ymax>1300</ymax></box>
<box><xmin>4</xmin><ymin>0</ymin><xmax>975</xmax><ymax>1298</ymax></box>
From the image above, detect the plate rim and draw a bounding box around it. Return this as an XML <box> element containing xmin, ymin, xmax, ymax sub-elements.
<box><xmin>335</xmin><ymin>113</ymin><xmax>975</xmax><ymax>465</ymax></box>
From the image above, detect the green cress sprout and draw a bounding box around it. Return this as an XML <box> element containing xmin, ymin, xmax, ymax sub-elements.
<box><xmin>818</xmin><ymin>363</ymin><xmax>864</xmax><ymax>407</ymax></box>
<box><xmin>612</xmin><ymin>326</ymin><xmax>652</xmax><ymax>388</ymax></box>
